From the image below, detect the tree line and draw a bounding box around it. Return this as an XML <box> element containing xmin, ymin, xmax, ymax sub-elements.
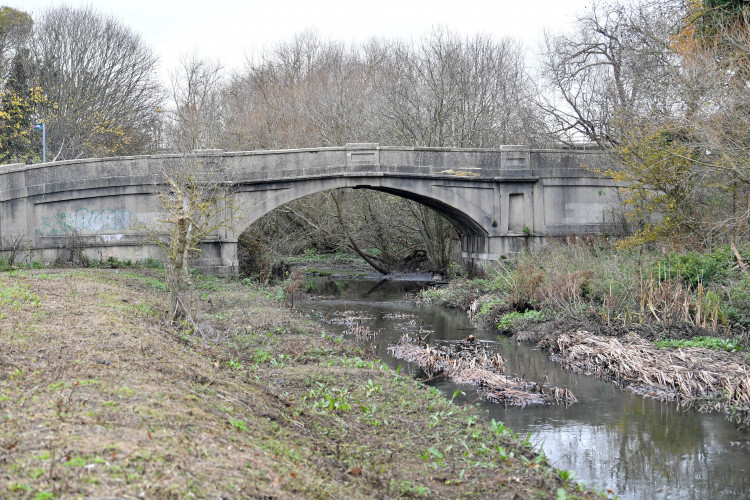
<box><xmin>1</xmin><ymin>1</ymin><xmax>748</xmax><ymax>272</ymax></box>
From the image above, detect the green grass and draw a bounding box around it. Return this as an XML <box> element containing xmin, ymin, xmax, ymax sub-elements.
<box><xmin>0</xmin><ymin>281</ymin><xmax>42</xmax><ymax>319</ymax></box>
<box><xmin>654</xmin><ymin>336</ymin><xmax>741</xmax><ymax>352</ymax></box>
<box><xmin>228</xmin><ymin>418</ymin><xmax>248</xmax><ymax>432</ymax></box>
<box><xmin>0</xmin><ymin>267</ymin><xmax>595</xmax><ymax>499</ymax></box>
<box><xmin>497</xmin><ymin>310</ymin><xmax>546</xmax><ymax>331</ymax></box>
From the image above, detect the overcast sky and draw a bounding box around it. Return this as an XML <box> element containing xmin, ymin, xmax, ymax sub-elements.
<box><xmin>6</xmin><ymin>0</ymin><xmax>592</xmax><ymax>81</ymax></box>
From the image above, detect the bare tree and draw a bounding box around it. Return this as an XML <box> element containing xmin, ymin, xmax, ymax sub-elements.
<box><xmin>164</xmin><ymin>52</ymin><xmax>225</xmax><ymax>150</ymax></box>
<box><xmin>31</xmin><ymin>5</ymin><xmax>163</xmax><ymax>160</ymax></box>
<box><xmin>380</xmin><ymin>28</ymin><xmax>543</xmax><ymax>147</ymax></box>
<box><xmin>142</xmin><ymin>153</ymin><xmax>244</xmax><ymax>322</ymax></box>
<box><xmin>538</xmin><ymin>0</ymin><xmax>682</xmax><ymax>146</ymax></box>
<box><xmin>222</xmin><ymin>31</ymin><xmax>369</xmax><ymax>150</ymax></box>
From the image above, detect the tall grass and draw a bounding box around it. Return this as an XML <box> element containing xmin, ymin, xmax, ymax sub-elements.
<box><xmin>429</xmin><ymin>241</ymin><xmax>750</xmax><ymax>335</ymax></box>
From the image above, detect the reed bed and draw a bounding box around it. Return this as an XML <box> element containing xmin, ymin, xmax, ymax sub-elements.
<box><xmin>388</xmin><ymin>335</ymin><xmax>577</xmax><ymax>407</ymax></box>
<box><xmin>547</xmin><ymin>331</ymin><xmax>750</xmax><ymax>418</ymax></box>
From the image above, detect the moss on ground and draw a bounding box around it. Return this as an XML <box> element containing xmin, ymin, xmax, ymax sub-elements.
<box><xmin>0</xmin><ymin>268</ymin><xmax>598</xmax><ymax>499</ymax></box>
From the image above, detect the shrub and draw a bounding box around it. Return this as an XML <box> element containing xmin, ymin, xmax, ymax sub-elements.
<box><xmin>655</xmin><ymin>247</ymin><xmax>739</xmax><ymax>287</ymax></box>
<box><xmin>497</xmin><ymin>310</ymin><xmax>545</xmax><ymax>331</ymax></box>
<box><xmin>508</xmin><ymin>260</ymin><xmax>544</xmax><ymax>306</ymax></box>
<box><xmin>725</xmin><ymin>277</ymin><xmax>750</xmax><ymax>330</ymax></box>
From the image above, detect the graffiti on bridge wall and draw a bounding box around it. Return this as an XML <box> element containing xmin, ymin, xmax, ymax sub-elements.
<box><xmin>35</xmin><ymin>208</ymin><xmax>132</xmax><ymax>236</ymax></box>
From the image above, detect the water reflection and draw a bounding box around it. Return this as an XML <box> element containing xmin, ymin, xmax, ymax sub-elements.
<box><xmin>299</xmin><ymin>277</ymin><xmax>750</xmax><ymax>499</ymax></box>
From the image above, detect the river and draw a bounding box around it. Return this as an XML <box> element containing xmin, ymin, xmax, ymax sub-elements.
<box><xmin>298</xmin><ymin>276</ymin><xmax>750</xmax><ymax>499</ymax></box>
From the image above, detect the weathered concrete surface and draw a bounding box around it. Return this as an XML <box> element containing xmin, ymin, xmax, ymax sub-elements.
<box><xmin>0</xmin><ymin>144</ymin><xmax>621</xmax><ymax>274</ymax></box>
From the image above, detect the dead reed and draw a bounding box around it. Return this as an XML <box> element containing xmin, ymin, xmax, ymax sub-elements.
<box><xmin>388</xmin><ymin>334</ymin><xmax>577</xmax><ymax>407</ymax></box>
<box><xmin>547</xmin><ymin>331</ymin><xmax>750</xmax><ymax>420</ymax></box>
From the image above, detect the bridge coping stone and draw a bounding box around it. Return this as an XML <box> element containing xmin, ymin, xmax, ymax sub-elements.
<box><xmin>4</xmin><ymin>144</ymin><xmax>610</xmax><ymax>173</ymax></box>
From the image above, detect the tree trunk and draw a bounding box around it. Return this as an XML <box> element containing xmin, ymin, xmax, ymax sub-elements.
<box><xmin>332</xmin><ymin>192</ymin><xmax>390</xmax><ymax>274</ymax></box>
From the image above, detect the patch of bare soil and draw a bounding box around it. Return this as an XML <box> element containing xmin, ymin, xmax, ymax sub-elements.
<box><xmin>0</xmin><ymin>268</ymin><xmax>598</xmax><ymax>499</ymax></box>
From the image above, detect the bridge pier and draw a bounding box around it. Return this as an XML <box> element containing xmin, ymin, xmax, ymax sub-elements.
<box><xmin>461</xmin><ymin>234</ymin><xmax>546</xmax><ymax>268</ymax></box>
<box><xmin>194</xmin><ymin>240</ymin><xmax>238</xmax><ymax>276</ymax></box>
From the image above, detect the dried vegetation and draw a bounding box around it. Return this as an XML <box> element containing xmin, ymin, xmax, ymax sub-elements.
<box><xmin>543</xmin><ymin>330</ymin><xmax>750</xmax><ymax>423</ymax></box>
<box><xmin>389</xmin><ymin>334</ymin><xmax>577</xmax><ymax>407</ymax></box>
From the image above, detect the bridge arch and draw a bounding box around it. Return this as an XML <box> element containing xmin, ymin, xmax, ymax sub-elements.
<box><xmin>231</xmin><ymin>175</ymin><xmax>493</xmax><ymax>272</ymax></box>
<box><xmin>237</xmin><ymin>176</ymin><xmax>491</xmax><ymax>236</ymax></box>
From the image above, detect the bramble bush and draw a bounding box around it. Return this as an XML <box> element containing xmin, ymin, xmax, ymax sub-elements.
<box><xmin>655</xmin><ymin>246</ymin><xmax>742</xmax><ymax>287</ymax></box>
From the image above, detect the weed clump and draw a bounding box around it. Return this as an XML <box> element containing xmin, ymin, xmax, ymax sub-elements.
<box><xmin>497</xmin><ymin>310</ymin><xmax>546</xmax><ymax>332</ymax></box>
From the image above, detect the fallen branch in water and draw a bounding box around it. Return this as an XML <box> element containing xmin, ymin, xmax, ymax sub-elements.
<box><xmin>388</xmin><ymin>334</ymin><xmax>577</xmax><ymax>407</ymax></box>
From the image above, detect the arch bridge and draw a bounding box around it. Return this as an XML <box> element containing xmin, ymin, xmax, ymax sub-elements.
<box><xmin>0</xmin><ymin>144</ymin><xmax>621</xmax><ymax>274</ymax></box>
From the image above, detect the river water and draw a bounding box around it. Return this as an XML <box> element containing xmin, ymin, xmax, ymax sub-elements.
<box><xmin>299</xmin><ymin>277</ymin><xmax>750</xmax><ymax>499</ymax></box>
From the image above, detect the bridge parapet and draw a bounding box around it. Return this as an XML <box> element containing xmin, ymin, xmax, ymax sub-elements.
<box><xmin>0</xmin><ymin>145</ymin><xmax>610</xmax><ymax>204</ymax></box>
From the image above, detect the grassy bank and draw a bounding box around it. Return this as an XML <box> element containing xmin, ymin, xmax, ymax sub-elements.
<box><xmin>421</xmin><ymin>242</ymin><xmax>750</xmax><ymax>425</ymax></box>
<box><xmin>0</xmin><ymin>268</ymin><xmax>597</xmax><ymax>499</ymax></box>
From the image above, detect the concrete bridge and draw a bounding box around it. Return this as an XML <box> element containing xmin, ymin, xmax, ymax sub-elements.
<box><xmin>0</xmin><ymin>143</ymin><xmax>621</xmax><ymax>274</ymax></box>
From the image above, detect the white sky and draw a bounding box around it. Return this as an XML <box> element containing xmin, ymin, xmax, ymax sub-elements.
<box><xmin>6</xmin><ymin>0</ymin><xmax>592</xmax><ymax>82</ymax></box>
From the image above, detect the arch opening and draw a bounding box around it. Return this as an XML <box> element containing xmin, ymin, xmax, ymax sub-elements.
<box><xmin>355</xmin><ymin>185</ymin><xmax>489</xmax><ymax>238</ymax></box>
<box><xmin>233</xmin><ymin>182</ymin><xmax>491</xmax><ymax>278</ymax></box>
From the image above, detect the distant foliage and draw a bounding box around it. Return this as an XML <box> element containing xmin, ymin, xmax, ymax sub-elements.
<box><xmin>725</xmin><ymin>277</ymin><xmax>750</xmax><ymax>329</ymax></box>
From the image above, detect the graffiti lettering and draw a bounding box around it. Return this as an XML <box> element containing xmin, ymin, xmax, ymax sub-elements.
<box><xmin>35</xmin><ymin>208</ymin><xmax>132</xmax><ymax>236</ymax></box>
<box><xmin>74</xmin><ymin>208</ymin><xmax>131</xmax><ymax>232</ymax></box>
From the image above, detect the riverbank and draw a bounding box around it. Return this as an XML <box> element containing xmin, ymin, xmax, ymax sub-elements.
<box><xmin>0</xmin><ymin>268</ymin><xmax>599</xmax><ymax>499</ymax></box>
<box><xmin>419</xmin><ymin>243</ymin><xmax>750</xmax><ymax>426</ymax></box>
<box><xmin>513</xmin><ymin>321</ymin><xmax>750</xmax><ymax>424</ymax></box>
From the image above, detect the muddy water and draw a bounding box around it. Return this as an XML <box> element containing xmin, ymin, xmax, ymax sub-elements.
<box><xmin>299</xmin><ymin>277</ymin><xmax>750</xmax><ymax>500</ymax></box>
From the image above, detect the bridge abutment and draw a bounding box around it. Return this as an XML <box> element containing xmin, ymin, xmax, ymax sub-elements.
<box><xmin>195</xmin><ymin>240</ymin><xmax>239</xmax><ymax>276</ymax></box>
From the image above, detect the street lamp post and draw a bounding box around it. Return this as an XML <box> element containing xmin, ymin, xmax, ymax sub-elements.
<box><xmin>32</xmin><ymin>123</ymin><xmax>46</xmax><ymax>163</ymax></box>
